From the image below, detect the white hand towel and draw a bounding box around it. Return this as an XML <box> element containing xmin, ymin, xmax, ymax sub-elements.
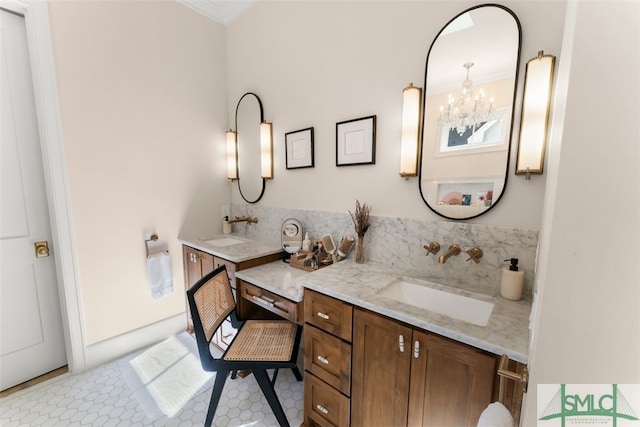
<box><xmin>147</xmin><ymin>252</ymin><xmax>173</xmax><ymax>299</ymax></box>
<box><xmin>477</xmin><ymin>402</ymin><xmax>514</xmax><ymax>427</ymax></box>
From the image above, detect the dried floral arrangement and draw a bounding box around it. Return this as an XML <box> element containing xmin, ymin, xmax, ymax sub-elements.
<box><xmin>349</xmin><ymin>200</ymin><xmax>371</xmax><ymax>238</ymax></box>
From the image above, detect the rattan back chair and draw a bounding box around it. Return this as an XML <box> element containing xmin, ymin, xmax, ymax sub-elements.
<box><xmin>187</xmin><ymin>265</ymin><xmax>303</xmax><ymax>427</ymax></box>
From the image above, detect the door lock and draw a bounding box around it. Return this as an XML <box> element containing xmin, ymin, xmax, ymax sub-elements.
<box><xmin>35</xmin><ymin>241</ymin><xmax>50</xmax><ymax>258</ymax></box>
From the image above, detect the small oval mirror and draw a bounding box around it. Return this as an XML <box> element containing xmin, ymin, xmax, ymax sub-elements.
<box><xmin>235</xmin><ymin>92</ymin><xmax>266</xmax><ymax>203</ymax></box>
<box><xmin>281</xmin><ymin>218</ymin><xmax>303</xmax><ymax>255</ymax></box>
<box><xmin>419</xmin><ymin>4</ymin><xmax>521</xmax><ymax>220</ymax></box>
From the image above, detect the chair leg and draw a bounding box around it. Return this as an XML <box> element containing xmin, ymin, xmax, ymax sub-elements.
<box><xmin>291</xmin><ymin>365</ymin><xmax>303</xmax><ymax>381</ymax></box>
<box><xmin>253</xmin><ymin>369</ymin><xmax>290</xmax><ymax>427</ymax></box>
<box><xmin>270</xmin><ymin>368</ymin><xmax>280</xmax><ymax>386</ymax></box>
<box><xmin>204</xmin><ymin>371</ymin><xmax>229</xmax><ymax>427</ymax></box>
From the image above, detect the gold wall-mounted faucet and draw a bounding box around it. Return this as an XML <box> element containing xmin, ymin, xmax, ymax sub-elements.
<box><xmin>423</xmin><ymin>242</ymin><xmax>441</xmax><ymax>256</ymax></box>
<box><xmin>227</xmin><ymin>216</ymin><xmax>259</xmax><ymax>224</ymax></box>
<box><xmin>438</xmin><ymin>244</ymin><xmax>461</xmax><ymax>264</ymax></box>
<box><xmin>466</xmin><ymin>247</ymin><xmax>483</xmax><ymax>264</ymax></box>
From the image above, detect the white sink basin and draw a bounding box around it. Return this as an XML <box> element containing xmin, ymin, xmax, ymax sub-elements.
<box><xmin>204</xmin><ymin>237</ymin><xmax>248</xmax><ymax>247</ymax></box>
<box><xmin>377</xmin><ymin>277</ymin><xmax>494</xmax><ymax>326</ymax></box>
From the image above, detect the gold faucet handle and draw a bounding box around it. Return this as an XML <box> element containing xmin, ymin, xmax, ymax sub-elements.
<box><xmin>465</xmin><ymin>247</ymin><xmax>483</xmax><ymax>263</ymax></box>
<box><xmin>423</xmin><ymin>242</ymin><xmax>440</xmax><ymax>256</ymax></box>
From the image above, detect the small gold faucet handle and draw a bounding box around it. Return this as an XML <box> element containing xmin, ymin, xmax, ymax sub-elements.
<box><xmin>423</xmin><ymin>242</ymin><xmax>440</xmax><ymax>256</ymax></box>
<box><xmin>466</xmin><ymin>247</ymin><xmax>483</xmax><ymax>263</ymax></box>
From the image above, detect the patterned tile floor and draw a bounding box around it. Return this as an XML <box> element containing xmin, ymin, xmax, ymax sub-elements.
<box><xmin>0</xmin><ymin>347</ymin><xmax>304</xmax><ymax>426</ymax></box>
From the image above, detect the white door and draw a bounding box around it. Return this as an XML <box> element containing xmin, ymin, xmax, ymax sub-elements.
<box><xmin>0</xmin><ymin>8</ymin><xmax>66</xmax><ymax>391</ymax></box>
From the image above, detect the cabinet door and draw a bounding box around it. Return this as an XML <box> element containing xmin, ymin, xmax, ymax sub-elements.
<box><xmin>183</xmin><ymin>246</ymin><xmax>214</xmax><ymax>332</ymax></box>
<box><xmin>407</xmin><ymin>331</ymin><xmax>495</xmax><ymax>427</ymax></box>
<box><xmin>183</xmin><ymin>246</ymin><xmax>214</xmax><ymax>289</ymax></box>
<box><xmin>183</xmin><ymin>246</ymin><xmax>200</xmax><ymax>289</ymax></box>
<box><xmin>352</xmin><ymin>309</ymin><xmax>412</xmax><ymax>427</ymax></box>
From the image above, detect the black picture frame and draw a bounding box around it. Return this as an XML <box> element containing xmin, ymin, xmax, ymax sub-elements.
<box><xmin>336</xmin><ymin>115</ymin><xmax>376</xmax><ymax>166</ymax></box>
<box><xmin>285</xmin><ymin>127</ymin><xmax>314</xmax><ymax>169</ymax></box>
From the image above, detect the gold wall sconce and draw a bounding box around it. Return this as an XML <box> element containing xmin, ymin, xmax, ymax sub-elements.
<box><xmin>260</xmin><ymin>121</ymin><xmax>273</xmax><ymax>179</ymax></box>
<box><xmin>400</xmin><ymin>82</ymin><xmax>422</xmax><ymax>178</ymax></box>
<box><xmin>516</xmin><ymin>51</ymin><xmax>556</xmax><ymax>180</ymax></box>
<box><xmin>226</xmin><ymin>129</ymin><xmax>238</xmax><ymax>181</ymax></box>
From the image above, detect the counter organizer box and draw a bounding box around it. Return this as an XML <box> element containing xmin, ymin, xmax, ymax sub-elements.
<box><xmin>290</xmin><ymin>250</ymin><xmax>333</xmax><ymax>272</ymax></box>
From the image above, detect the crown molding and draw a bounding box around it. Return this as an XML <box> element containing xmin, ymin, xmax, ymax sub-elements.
<box><xmin>177</xmin><ymin>0</ymin><xmax>258</xmax><ymax>25</ymax></box>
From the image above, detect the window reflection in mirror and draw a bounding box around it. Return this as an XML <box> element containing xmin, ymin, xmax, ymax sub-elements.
<box><xmin>438</xmin><ymin>109</ymin><xmax>509</xmax><ymax>155</ymax></box>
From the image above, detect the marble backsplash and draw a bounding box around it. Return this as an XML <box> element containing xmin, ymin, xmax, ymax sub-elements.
<box><xmin>229</xmin><ymin>204</ymin><xmax>539</xmax><ymax>300</ymax></box>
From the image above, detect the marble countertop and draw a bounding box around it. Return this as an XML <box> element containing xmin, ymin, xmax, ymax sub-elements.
<box><xmin>178</xmin><ymin>233</ymin><xmax>283</xmax><ymax>263</ymax></box>
<box><xmin>214</xmin><ymin>253</ymin><xmax>531</xmax><ymax>364</ymax></box>
<box><xmin>297</xmin><ymin>260</ymin><xmax>531</xmax><ymax>363</ymax></box>
<box><xmin>235</xmin><ymin>261</ymin><xmax>309</xmax><ymax>302</ymax></box>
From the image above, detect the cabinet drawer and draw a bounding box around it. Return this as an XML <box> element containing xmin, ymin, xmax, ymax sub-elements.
<box><xmin>305</xmin><ymin>325</ymin><xmax>351</xmax><ymax>395</ymax></box>
<box><xmin>241</xmin><ymin>281</ymin><xmax>299</xmax><ymax>323</ymax></box>
<box><xmin>304</xmin><ymin>290</ymin><xmax>353</xmax><ymax>342</ymax></box>
<box><xmin>305</xmin><ymin>373</ymin><xmax>350</xmax><ymax>427</ymax></box>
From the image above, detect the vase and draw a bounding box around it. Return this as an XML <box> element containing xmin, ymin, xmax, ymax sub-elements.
<box><xmin>355</xmin><ymin>235</ymin><xmax>366</xmax><ymax>264</ymax></box>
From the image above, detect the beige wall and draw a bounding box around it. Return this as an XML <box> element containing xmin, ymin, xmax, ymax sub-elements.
<box><xmin>523</xmin><ymin>1</ymin><xmax>640</xmax><ymax>423</ymax></box>
<box><xmin>48</xmin><ymin>0</ymin><xmax>229</xmax><ymax>344</ymax></box>
<box><xmin>224</xmin><ymin>0</ymin><xmax>566</xmax><ymax>229</ymax></box>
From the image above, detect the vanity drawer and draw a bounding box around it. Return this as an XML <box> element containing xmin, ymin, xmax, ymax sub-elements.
<box><xmin>305</xmin><ymin>373</ymin><xmax>350</xmax><ymax>427</ymax></box>
<box><xmin>240</xmin><ymin>281</ymin><xmax>300</xmax><ymax>323</ymax></box>
<box><xmin>305</xmin><ymin>324</ymin><xmax>351</xmax><ymax>395</ymax></box>
<box><xmin>305</xmin><ymin>290</ymin><xmax>353</xmax><ymax>342</ymax></box>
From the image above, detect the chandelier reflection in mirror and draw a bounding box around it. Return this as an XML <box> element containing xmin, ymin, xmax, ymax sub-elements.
<box><xmin>438</xmin><ymin>62</ymin><xmax>493</xmax><ymax>136</ymax></box>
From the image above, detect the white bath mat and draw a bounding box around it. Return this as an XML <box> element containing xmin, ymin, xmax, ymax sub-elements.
<box><xmin>119</xmin><ymin>332</ymin><xmax>214</xmax><ymax>421</ymax></box>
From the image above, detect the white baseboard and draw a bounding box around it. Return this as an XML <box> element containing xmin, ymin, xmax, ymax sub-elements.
<box><xmin>83</xmin><ymin>314</ymin><xmax>187</xmax><ymax>371</ymax></box>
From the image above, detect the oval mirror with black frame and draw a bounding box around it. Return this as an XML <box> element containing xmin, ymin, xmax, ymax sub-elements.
<box><xmin>419</xmin><ymin>4</ymin><xmax>521</xmax><ymax>220</ymax></box>
<box><xmin>235</xmin><ymin>92</ymin><xmax>266</xmax><ymax>204</ymax></box>
<box><xmin>281</xmin><ymin>218</ymin><xmax>303</xmax><ymax>259</ymax></box>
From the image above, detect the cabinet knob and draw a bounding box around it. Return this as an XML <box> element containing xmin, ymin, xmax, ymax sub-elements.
<box><xmin>317</xmin><ymin>312</ymin><xmax>330</xmax><ymax>320</ymax></box>
<box><xmin>316</xmin><ymin>404</ymin><xmax>329</xmax><ymax>414</ymax></box>
<box><xmin>317</xmin><ymin>355</ymin><xmax>329</xmax><ymax>365</ymax></box>
<box><xmin>414</xmin><ymin>340</ymin><xmax>420</xmax><ymax>358</ymax></box>
<box><xmin>399</xmin><ymin>335</ymin><xmax>405</xmax><ymax>352</ymax></box>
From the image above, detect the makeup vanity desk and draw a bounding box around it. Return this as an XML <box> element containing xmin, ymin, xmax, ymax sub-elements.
<box><xmin>234</xmin><ymin>260</ymin><xmax>309</xmax><ymax>324</ymax></box>
<box><xmin>179</xmin><ymin>234</ymin><xmax>294</xmax><ymax>350</ymax></box>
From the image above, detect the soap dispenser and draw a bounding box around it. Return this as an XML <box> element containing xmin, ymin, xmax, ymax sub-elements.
<box><xmin>302</xmin><ymin>232</ymin><xmax>312</xmax><ymax>252</ymax></box>
<box><xmin>223</xmin><ymin>216</ymin><xmax>232</xmax><ymax>234</ymax></box>
<box><xmin>500</xmin><ymin>258</ymin><xmax>524</xmax><ymax>300</ymax></box>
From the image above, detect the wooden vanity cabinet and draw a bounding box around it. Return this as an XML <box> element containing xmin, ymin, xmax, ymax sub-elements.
<box><xmin>352</xmin><ymin>308</ymin><xmax>496</xmax><ymax>427</ymax></box>
<box><xmin>303</xmin><ymin>290</ymin><xmax>353</xmax><ymax>427</ymax></box>
<box><xmin>303</xmin><ymin>291</ymin><xmax>526</xmax><ymax>427</ymax></box>
<box><xmin>182</xmin><ymin>244</ymin><xmax>284</xmax><ymax>350</ymax></box>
